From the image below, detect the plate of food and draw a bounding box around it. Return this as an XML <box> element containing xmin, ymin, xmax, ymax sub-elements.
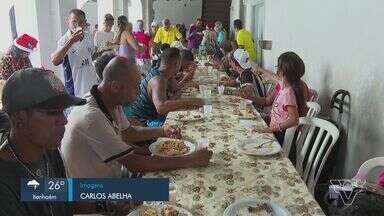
<box><xmin>175</xmin><ymin>111</ymin><xmax>204</xmax><ymax>122</ymax></box>
<box><xmin>228</xmin><ymin>97</ymin><xmax>242</xmax><ymax>104</ymax></box>
<box><xmin>223</xmin><ymin>198</ymin><xmax>290</xmax><ymax>216</ymax></box>
<box><xmin>238</xmin><ymin>108</ymin><xmax>258</xmax><ymax>119</ymax></box>
<box><xmin>236</xmin><ymin>139</ymin><xmax>281</xmax><ymax>156</ymax></box>
<box><xmin>149</xmin><ymin>138</ymin><xmax>196</xmax><ymax>157</ymax></box>
<box><xmin>128</xmin><ymin>204</ymin><xmax>192</xmax><ymax>216</ymax></box>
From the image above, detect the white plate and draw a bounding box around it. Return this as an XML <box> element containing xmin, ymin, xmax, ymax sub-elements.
<box><xmin>223</xmin><ymin>198</ymin><xmax>290</xmax><ymax>216</ymax></box>
<box><xmin>239</xmin><ymin>120</ymin><xmax>258</xmax><ymax>129</ymax></box>
<box><xmin>149</xmin><ymin>139</ymin><xmax>196</xmax><ymax>157</ymax></box>
<box><xmin>236</xmin><ymin>139</ymin><xmax>281</xmax><ymax>156</ymax></box>
<box><xmin>175</xmin><ymin>111</ymin><xmax>204</xmax><ymax>122</ymax></box>
<box><xmin>128</xmin><ymin>204</ymin><xmax>192</xmax><ymax>216</ymax></box>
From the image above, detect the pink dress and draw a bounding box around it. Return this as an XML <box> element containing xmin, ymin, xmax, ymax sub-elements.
<box><xmin>269</xmin><ymin>82</ymin><xmax>298</xmax><ymax>128</ymax></box>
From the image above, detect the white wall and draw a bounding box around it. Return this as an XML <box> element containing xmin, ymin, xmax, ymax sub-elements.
<box><xmin>153</xmin><ymin>0</ymin><xmax>202</xmax><ymax>26</ymax></box>
<box><xmin>261</xmin><ymin>0</ymin><xmax>384</xmax><ymax>177</ymax></box>
<box><xmin>13</xmin><ymin>0</ymin><xmax>40</xmax><ymax>66</ymax></box>
<box><xmin>81</xmin><ymin>0</ymin><xmax>98</xmax><ymax>32</ymax></box>
<box><xmin>128</xmin><ymin>0</ymin><xmax>143</xmax><ymax>23</ymax></box>
<box><xmin>0</xmin><ymin>0</ymin><xmax>14</xmax><ymax>53</ymax></box>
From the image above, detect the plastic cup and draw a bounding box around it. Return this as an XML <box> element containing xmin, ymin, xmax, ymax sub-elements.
<box><xmin>203</xmin><ymin>89</ymin><xmax>211</xmax><ymax>97</ymax></box>
<box><xmin>197</xmin><ymin>138</ymin><xmax>209</xmax><ymax>149</ymax></box>
<box><xmin>218</xmin><ymin>85</ymin><xmax>225</xmax><ymax>95</ymax></box>
<box><xmin>169</xmin><ymin>183</ymin><xmax>177</xmax><ymax>204</ymax></box>
<box><xmin>199</xmin><ymin>85</ymin><xmax>206</xmax><ymax>94</ymax></box>
<box><xmin>203</xmin><ymin>105</ymin><xmax>213</xmax><ymax>117</ymax></box>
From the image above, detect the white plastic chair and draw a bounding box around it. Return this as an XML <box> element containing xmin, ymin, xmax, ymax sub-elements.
<box><xmin>282</xmin><ymin>102</ymin><xmax>321</xmax><ymax>156</ymax></box>
<box><xmin>283</xmin><ymin>117</ymin><xmax>340</xmax><ymax>194</ymax></box>
<box><xmin>306</xmin><ymin>102</ymin><xmax>321</xmax><ymax>117</ymax></box>
<box><xmin>353</xmin><ymin>157</ymin><xmax>384</xmax><ymax>182</ymax></box>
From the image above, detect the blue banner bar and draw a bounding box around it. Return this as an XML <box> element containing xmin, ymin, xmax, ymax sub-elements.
<box><xmin>67</xmin><ymin>178</ymin><xmax>73</xmax><ymax>202</ymax></box>
<box><xmin>20</xmin><ymin>178</ymin><xmax>169</xmax><ymax>202</ymax></box>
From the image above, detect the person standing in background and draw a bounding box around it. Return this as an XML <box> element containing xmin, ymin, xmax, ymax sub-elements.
<box><xmin>94</xmin><ymin>14</ymin><xmax>115</xmax><ymax>55</ymax></box>
<box><xmin>233</xmin><ymin>19</ymin><xmax>257</xmax><ymax>61</ymax></box>
<box><xmin>199</xmin><ymin>21</ymin><xmax>218</xmax><ymax>56</ymax></box>
<box><xmin>114</xmin><ymin>16</ymin><xmax>143</xmax><ymax>62</ymax></box>
<box><xmin>214</xmin><ymin>21</ymin><xmax>226</xmax><ymax>46</ymax></box>
<box><xmin>187</xmin><ymin>18</ymin><xmax>204</xmax><ymax>54</ymax></box>
<box><xmin>133</xmin><ymin>20</ymin><xmax>151</xmax><ymax>74</ymax></box>
<box><xmin>0</xmin><ymin>34</ymin><xmax>38</xmax><ymax>80</ymax></box>
<box><xmin>153</xmin><ymin>19</ymin><xmax>182</xmax><ymax>46</ymax></box>
<box><xmin>51</xmin><ymin>9</ymin><xmax>98</xmax><ymax>98</ymax></box>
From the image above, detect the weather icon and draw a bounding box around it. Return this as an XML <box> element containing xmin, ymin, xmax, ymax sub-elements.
<box><xmin>27</xmin><ymin>180</ymin><xmax>40</xmax><ymax>190</ymax></box>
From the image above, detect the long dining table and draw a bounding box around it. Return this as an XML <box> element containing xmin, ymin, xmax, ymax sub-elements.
<box><xmin>148</xmin><ymin>63</ymin><xmax>325</xmax><ymax>216</ymax></box>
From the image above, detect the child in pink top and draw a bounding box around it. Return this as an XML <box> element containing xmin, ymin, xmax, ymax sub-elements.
<box><xmin>240</xmin><ymin>52</ymin><xmax>307</xmax><ymax>143</ymax></box>
<box><xmin>269</xmin><ymin>81</ymin><xmax>298</xmax><ymax>129</ymax></box>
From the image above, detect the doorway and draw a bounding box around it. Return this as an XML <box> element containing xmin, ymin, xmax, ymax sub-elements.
<box><xmin>250</xmin><ymin>0</ymin><xmax>265</xmax><ymax>66</ymax></box>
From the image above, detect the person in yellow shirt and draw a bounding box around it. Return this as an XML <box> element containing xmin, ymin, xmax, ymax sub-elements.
<box><xmin>153</xmin><ymin>19</ymin><xmax>183</xmax><ymax>45</ymax></box>
<box><xmin>233</xmin><ymin>19</ymin><xmax>257</xmax><ymax>61</ymax></box>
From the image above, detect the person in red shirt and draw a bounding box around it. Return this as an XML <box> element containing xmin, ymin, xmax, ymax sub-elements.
<box><xmin>133</xmin><ymin>20</ymin><xmax>151</xmax><ymax>74</ymax></box>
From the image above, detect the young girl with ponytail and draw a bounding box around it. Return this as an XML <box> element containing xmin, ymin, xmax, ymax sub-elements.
<box><xmin>240</xmin><ymin>51</ymin><xmax>308</xmax><ymax>143</ymax></box>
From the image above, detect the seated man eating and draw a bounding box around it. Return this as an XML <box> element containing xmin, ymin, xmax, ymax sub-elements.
<box><xmin>60</xmin><ymin>56</ymin><xmax>212</xmax><ymax>178</ymax></box>
<box><xmin>173</xmin><ymin>49</ymin><xmax>197</xmax><ymax>91</ymax></box>
<box><xmin>123</xmin><ymin>48</ymin><xmax>204</xmax><ymax>127</ymax></box>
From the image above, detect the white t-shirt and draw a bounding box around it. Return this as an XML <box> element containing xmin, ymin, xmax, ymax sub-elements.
<box><xmin>56</xmin><ymin>29</ymin><xmax>98</xmax><ymax>97</ymax></box>
<box><xmin>94</xmin><ymin>30</ymin><xmax>115</xmax><ymax>51</ymax></box>
<box><xmin>60</xmin><ymin>92</ymin><xmax>132</xmax><ymax>178</ymax></box>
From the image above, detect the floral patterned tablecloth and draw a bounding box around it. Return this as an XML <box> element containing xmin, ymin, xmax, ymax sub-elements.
<box><xmin>148</xmin><ymin>67</ymin><xmax>325</xmax><ymax>216</ymax></box>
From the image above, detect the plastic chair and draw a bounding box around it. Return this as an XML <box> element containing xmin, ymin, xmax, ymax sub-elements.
<box><xmin>283</xmin><ymin>117</ymin><xmax>340</xmax><ymax>194</ymax></box>
<box><xmin>282</xmin><ymin>102</ymin><xmax>321</xmax><ymax>156</ymax></box>
<box><xmin>306</xmin><ymin>102</ymin><xmax>321</xmax><ymax>118</ymax></box>
<box><xmin>353</xmin><ymin>157</ymin><xmax>384</xmax><ymax>182</ymax></box>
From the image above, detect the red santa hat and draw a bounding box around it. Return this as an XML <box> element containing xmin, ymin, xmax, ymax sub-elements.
<box><xmin>13</xmin><ymin>34</ymin><xmax>38</xmax><ymax>52</ymax></box>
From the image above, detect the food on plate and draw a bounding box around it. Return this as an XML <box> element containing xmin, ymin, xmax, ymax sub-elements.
<box><xmin>247</xmin><ymin>203</ymin><xmax>273</xmax><ymax>215</ymax></box>
<box><xmin>161</xmin><ymin>205</ymin><xmax>178</xmax><ymax>216</ymax></box>
<box><xmin>229</xmin><ymin>97</ymin><xmax>241</xmax><ymax>103</ymax></box>
<box><xmin>158</xmin><ymin>139</ymin><xmax>189</xmax><ymax>156</ymax></box>
<box><xmin>140</xmin><ymin>207</ymin><xmax>158</xmax><ymax>216</ymax></box>
<box><xmin>193</xmin><ymin>114</ymin><xmax>202</xmax><ymax>118</ymax></box>
<box><xmin>239</xmin><ymin>107</ymin><xmax>256</xmax><ymax>118</ymax></box>
<box><xmin>177</xmin><ymin>114</ymin><xmax>186</xmax><ymax>119</ymax></box>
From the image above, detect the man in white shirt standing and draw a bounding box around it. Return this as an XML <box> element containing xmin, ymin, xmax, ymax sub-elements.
<box><xmin>94</xmin><ymin>14</ymin><xmax>115</xmax><ymax>54</ymax></box>
<box><xmin>51</xmin><ymin>9</ymin><xmax>98</xmax><ymax>98</ymax></box>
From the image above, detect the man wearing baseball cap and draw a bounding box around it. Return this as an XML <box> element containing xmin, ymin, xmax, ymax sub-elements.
<box><xmin>0</xmin><ymin>67</ymin><xmax>139</xmax><ymax>215</ymax></box>
<box><xmin>232</xmin><ymin>48</ymin><xmax>266</xmax><ymax>111</ymax></box>
<box><xmin>0</xmin><ymin>68</ymin><xmax>87</xmax><ymax>215</ymax></box>
<box><xmin>0</xmin><ymin>34</ymin><xmax>38</xmax><ymax>80</ymax></box>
